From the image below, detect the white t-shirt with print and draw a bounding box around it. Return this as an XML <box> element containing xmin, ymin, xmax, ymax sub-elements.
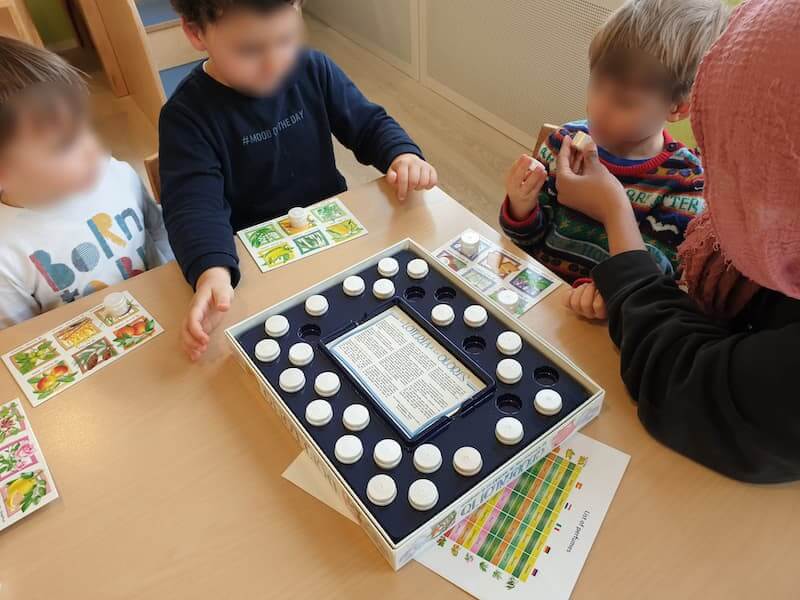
<box><xmin>0</xmin><ymin>157</ymin><xmax>173</xmax><ymax>329</ymax></box>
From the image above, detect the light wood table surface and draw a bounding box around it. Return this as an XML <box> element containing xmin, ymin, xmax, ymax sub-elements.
<box><xmin>0</xmin><ymin>180</ymin><xmax>795</xmax><ymax>600</ymax></box>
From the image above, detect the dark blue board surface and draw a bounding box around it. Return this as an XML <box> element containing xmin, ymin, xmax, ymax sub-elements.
<box><xmin>234</xmin><ymin>249</ymin><xmax>593</xmax><ymax>543</ymax></box>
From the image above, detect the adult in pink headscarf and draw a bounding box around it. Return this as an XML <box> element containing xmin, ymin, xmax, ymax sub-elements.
<box><xmin>557</xmin><ymin>0</ymin><xmax>800</xmax><ymax>483</ymax></box>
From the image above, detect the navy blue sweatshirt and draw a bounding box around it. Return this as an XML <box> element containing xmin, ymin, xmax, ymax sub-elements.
<box><xmin>159</xmin><ymin>49</ymin><xmax>422</xmax><ymax>288</ymax></box>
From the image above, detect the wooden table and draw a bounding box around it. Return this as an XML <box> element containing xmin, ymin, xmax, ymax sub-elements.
<box><xmin>0</xmin><ymin>180</ymin><xmax>795</xmax><ymax>599</ymax></box>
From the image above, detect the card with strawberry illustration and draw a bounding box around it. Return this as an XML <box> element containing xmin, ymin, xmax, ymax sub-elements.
<box><xmin>0</xmin><ymin>398</ymin><xmax>59</xmax><ymax>531</ymax></box>
<box><xmin>2</xmin><ymin>292</ymin><xmax>163</xmax><ymax>407</ymax></box>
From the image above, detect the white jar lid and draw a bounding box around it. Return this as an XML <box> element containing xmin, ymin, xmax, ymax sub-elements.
<box><xmin>431</xmin><ymin>304</ymin><xmax>455</xmax><ymax>326</ymax></box>
<box><xmin>378</xmin><ymin>257</ymin><xmax>400</xmax><ymax>277</ymax></box>
<box><xmin>314</xmin><ymin>372</ymin><xmax>341</xmax><ymax>397</ymax></box>
<box><xmin>534</xmin><ymin>389</ymin><xmax>563</xmax><ymax>416</ymax></box>
<box><xmin>103</xmin><ymin>292</ymin><xmax>129</xmax><ymax>318</ymax></box>
<box><xmin>497</xmin><ymin>289</ymin><xmax>520</xmax><ymax>310</ymax></box>
<box><xmin>460</xmin><ymin>230</ymin><xmax>481</xmax><ymax>250</ymax></box>
<box><xmin>496</xmin><ymin>331</ymin><xmax>523</xmax><ymax>356</ymax></box>
<box><xmin>413</xmin><ymin>444</ymin><xmax>442</xmax><ymax>474</ymax></box>
<box><xmin>255</xmin><ymin>339</ymin><xmax>281</xmax><ymax>363</ymax></box>
<box><xmin>367</xmin><ymin>474</ymin><xmax>397</xmax><ymax>506</ymax></box>
<box><xmin>373</xmin><ymin>439</ymin><xmax>402</xmax><ymax>469</ymax></box>
<box><xmin>343</xmin><ymin>276</ymin><xmax>366</xmax><ymax>297</ymax></box>
<box><xmin>288</xmin><ymin>206</ymin><xmax>307</xmax><ymax>226</ymax></box>
<box><xmin>453</xmin><ymin>446</ymin><xmax>483</xmax><ymax>476</ymax></box>
<box><xmin>495</xmin><ymin>417</ymin><xmax>524</xmax><ymax>445</ymax></box>
<box><xmin>265</xmin><ymin>315</ymin><xmax>290</xmax><ymax>338</ymax></box>
<box><xmin>334</xmin><ymin>435</ymin><xmax>364</xmax><ymax>464</ymax></box>
<box><xmin>407</xmin><ymin>259</ymin><xmax>429</xmax><ymax>279</ymax></box>
<box><xmin>279</xmin><ymin>368</ymin><xmax>305</xmax><ymax>393</ymax></box>
<box><xmin>408</xmin><ymin>479</ymin><xmax>439</xmax><ymax>511</ymax></box>
<box><xmin>372</xmin><ymin>278</ymin><xmax>395</xmax><ymax>300</ymax></box>
<box><xmin>497</xmin><ymin>358</ymin><xmax>523</xmax><ymax>385</ymax></box>
<box><xmin>463</xmin><ymin>305</ymin><xmax>488</xmax><ymax>328</ymax></box>
<box><xmin>305</xmin><ymin>295</ymin><xmax>329</xmax><ymax>317</ymax></box>
<box><xmin>342</xmin><ymin>404</ymin><xmax>370</xmax><ymax>431</ymax></box>
<box><xmin>305</xmin><ymin>399</ymin><xmax>333</xmax><ymax>427</ymax></box>
<box><xmin>288</xmin><ymin>342</ymin><xmax>314</xmax><ymax>367</ymax></box>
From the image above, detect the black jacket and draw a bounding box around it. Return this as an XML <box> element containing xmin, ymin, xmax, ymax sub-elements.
<box><xmin>593</xmin><ymin>250</ymin><xmax>800</xmax><ymax>483</ymax></box>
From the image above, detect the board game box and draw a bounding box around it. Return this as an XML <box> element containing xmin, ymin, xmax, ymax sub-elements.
<box><xmin>226</xmin><ymin>239</ymin><xmax>603</xmax><ymax>569</ymax></box>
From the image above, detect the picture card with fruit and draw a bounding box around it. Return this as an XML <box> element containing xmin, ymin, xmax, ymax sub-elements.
<box><xmin>0</xmin><ymin>399</ymin><xmax>59</xmax><ymax>531</ymax></box>
<box><xmin>2</xmin><ymin>293</ymin><xmax>163</xmax><ymax>407</ymax></box>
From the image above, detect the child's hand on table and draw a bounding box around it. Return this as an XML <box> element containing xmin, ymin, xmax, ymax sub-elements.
<box><xmin>387</xmin><ymin>154</ymin><xmax>438</xmax><ymax>201</ymax></box>
<box><xmin>182</xmin><ymin>267</ymin><xmax>235</xmax><ymax>361</ymax></box>
<box><xmin>564</xmin><ymin>281</ymin><xmax>608</xmax><ymax>321</ymax></box>
<box><xmin>506</xmin><ymin>155</ymin><xmax>547</xmax><ymax>221</ymax></box>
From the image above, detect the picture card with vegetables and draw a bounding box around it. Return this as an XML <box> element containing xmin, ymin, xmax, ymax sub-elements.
<box><xmin>237</xmin><ymin>198</ymin><xmax>368</xmax><ymax>272</ymax></box>
<box><xmin>434</xmin><ymin>230</ymin><xmax>561</xmax><ymax>317</ymax></box>
<box><xmin>2</xmin><ymin>292</ymin><xmax>164</xmax><ymax>407</ymax></box>
<box><xmin>0</xmin><ymin>398</ymin><xmax>59</xmax><ymax>531</ymax></box>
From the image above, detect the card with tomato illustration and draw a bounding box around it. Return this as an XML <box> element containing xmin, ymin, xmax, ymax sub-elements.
<box><xmin>9</xmin><ymin>339</ymin><xmax>59</xmax><ymax>375</ymax></box>
<box><xmin>0</xmin><ymin>399</ymin><xmax>59</xmax><ymax>530</ymax></box>
<box><xmin>26</xmin><ymin>362</ymin><xmax>77</xmax><ymax>404</ymax></box>
<box><xmin>113</xmin><ymin>317</ymin><xmax>157</xmax><ymax>351</ymax></box>
<box><xmin>72</xmin><ymin>338</ymin><xmax>118</xmax><ymax>373</ymax></box>
<box><xmin>54</xmin><ymin>317</ymin><xmax>101</xmax><ymax>351</ymax></box>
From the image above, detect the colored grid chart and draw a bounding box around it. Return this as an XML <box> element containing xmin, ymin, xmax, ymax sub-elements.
<box><xmin>446</xmin><ymin>450</ymin><xmax>585</xmax><ymax>582</ymax></box>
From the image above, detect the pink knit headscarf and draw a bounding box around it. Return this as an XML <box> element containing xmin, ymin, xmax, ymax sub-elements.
<box><xmin>679</xmin><ymin>0</ymin><xmax>800</xmax><ymax>318</ymax></box>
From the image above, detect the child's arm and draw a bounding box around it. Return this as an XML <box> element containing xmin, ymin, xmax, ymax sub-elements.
<box><xmin>159</xmin><ymin>106</ymin><xmax>240</xmax><ymax>290</ymax></box>
<box><xmin>499</xmin><ymin>129</ymin><xmax>571</xmax><ymax>252</ymax></box>
<box><xmin>499</xmin><ymin>155</ymin><xmax>548</xmax><ymax>247</ymax></box>
<box><xmin>317</xmin><ymin>53</ymin><xmax>437</xmax><ymax>200</ymax></box>
<box><xmin>159</xmin><ymin>106</ymin><xmax>238</xmax><ymax>360</ymax></box>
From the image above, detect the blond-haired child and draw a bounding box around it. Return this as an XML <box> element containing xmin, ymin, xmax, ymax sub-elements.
<box><xmin>501</xmin><ymin>0</ymin><xmax>729</xmax><ymax>290</ymax></box>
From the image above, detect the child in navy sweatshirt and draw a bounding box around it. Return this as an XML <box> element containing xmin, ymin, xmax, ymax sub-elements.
<box><xmin>160</xmin><ymin>0</ymin><xmax>437</xmax><ymax>360</ymax></box>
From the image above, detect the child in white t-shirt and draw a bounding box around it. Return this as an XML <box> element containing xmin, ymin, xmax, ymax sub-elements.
<box><xmin>0</xmin><ymin>37</ymin><xmax>173</xmax><ymax>329</ymax></box>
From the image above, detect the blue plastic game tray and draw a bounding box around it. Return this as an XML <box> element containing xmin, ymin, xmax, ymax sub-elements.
<box><xmin>226</xmin><ymin>239</ymin><xmax>604</xmax><ymax>566</ymax></box>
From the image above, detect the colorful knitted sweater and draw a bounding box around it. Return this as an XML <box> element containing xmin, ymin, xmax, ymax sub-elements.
<box><xmin>500</xmin><ymin>121</ymin><xmax>705</xmax><ymax>283</ymax></box>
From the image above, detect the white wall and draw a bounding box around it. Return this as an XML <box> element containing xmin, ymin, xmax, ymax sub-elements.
<box><xmin>305</xmin><ymin>0</ymin><xmax>419</xmax><ymax>78</ymax></box>
<box><xmin>306</xmin><ymin>0</ymin><xmax>624</xmax><ymax>150</ymax></box>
